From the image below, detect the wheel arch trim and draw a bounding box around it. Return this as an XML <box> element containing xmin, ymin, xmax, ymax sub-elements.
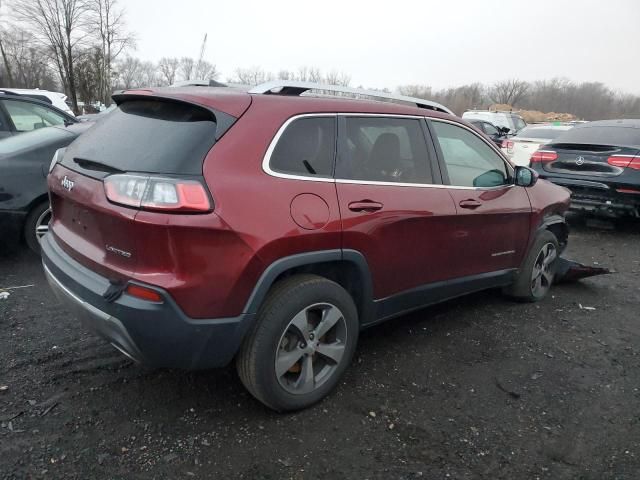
<box><xmin>242</xmin><ymin>249</ymin><xmax>374</xmax><ymax>322</ymax></box>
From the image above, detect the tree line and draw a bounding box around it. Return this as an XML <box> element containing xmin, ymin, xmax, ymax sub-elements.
<box><xmin>0</xmin><ymin>1</ymin><xmax>638</xmax><ymax>119</ymax></box>
<box><xmin>399</xmin><ymin>78</ymin><xmax>640</xmax><ymax>120</ymax></box>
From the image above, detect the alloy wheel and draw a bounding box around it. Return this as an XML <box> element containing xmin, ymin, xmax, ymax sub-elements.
<box><xmin>35</xmin><ymin>207</ymin><xmax>51</xmax><ymax>243</ymax></box>
<box><xmin>275</xmin><ymin>303</ymin><xmax>347</xmax><ymax>395</ymax></box>
<box><xmin>531</xmin><ymin>242</ymin><xmax>557</xmax><ymax>297</ymax></box>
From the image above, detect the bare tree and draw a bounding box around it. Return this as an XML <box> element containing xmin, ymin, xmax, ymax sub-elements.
<box><xmin>194</xmin><ymin>59</ymin><xmax>218</xmax><ymax>81</ymax></box>
<box><xmin>91</xmin><ymin>0</ymin><xmax>134</xmax><ymax>105</ymax></box>
<box><xmin>115</xmin><ymin>54</ymin><xmax>141</xmax><ymax>88</ymax></box>
<box><xmin>158</xmin><ymin>56</ymin><xmax>179</xmax><ymax>85</ymax></box>
<box><xmin>489</xmin><ymin>79</ymin><xmax>529</xmax><ymax>107</ymax></box>
<box><xmin>178</xmin><ymin>56</ymin><xmax>195</xmax><ymax>81</ymax></box>
<box><xmin>12</xmin><ymin>0</ymin><xmax>91</xmax><ymax>113</ymax></box>
<box><xmin>233</xmin><ymin>66</ymin><xmax>272</xmax><ymax>86</ymax></box>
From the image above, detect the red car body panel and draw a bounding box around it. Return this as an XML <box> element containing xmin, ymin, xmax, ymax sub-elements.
<box><xmin>47</xmin><ymin>88</ymin><xmax>570</xmax><ymax>324</ymax></box>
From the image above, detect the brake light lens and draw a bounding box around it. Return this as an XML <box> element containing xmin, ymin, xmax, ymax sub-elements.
<box><xmin>104</xmin><ymin>174</ymin><xmax>211</xmax><ymax>212</ymax></box>
<box><xmin>125</xmin><ymin>284</ymin><xmax>163</xmax><ymax>303</ymax></box>
<box><xmin>501</xmin><ymin>139</ymin><xmax>514</xmax><ymax>153</ymax></box>
<box><xmin>608</xmin><ymin>155</ymin><xmax>640</xmax><ymax>170</ymax></box>
<box><xmin>530</xmin><ymin>150</ymin><xmax>558</xmax><ymax>163</ymax></box>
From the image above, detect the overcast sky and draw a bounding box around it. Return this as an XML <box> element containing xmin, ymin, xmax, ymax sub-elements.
<box><xmin>125</xmin><ymin>0</ymin><xmax>640</xmax><ymax>93</ymax></box>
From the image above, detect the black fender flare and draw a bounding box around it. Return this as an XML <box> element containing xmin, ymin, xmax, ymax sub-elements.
<box><xmin>242</xmin><ymin>249</ymin><xmax>374</xmax><ymax>323</ymax></box>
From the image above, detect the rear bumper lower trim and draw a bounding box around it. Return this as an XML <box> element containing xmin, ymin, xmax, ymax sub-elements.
<box><xmin>41</xmin><ymin>233</ymin><xmax>255</xmax><ymax>369</ymax></box>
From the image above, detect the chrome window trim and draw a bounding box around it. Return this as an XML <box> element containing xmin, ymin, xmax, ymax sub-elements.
<box><xmin>262</xmin><ymin>113</ymin><xmax>516</xmax><ymax>191</ymax></box>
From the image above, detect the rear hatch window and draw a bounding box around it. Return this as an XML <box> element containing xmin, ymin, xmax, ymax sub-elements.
<box><xmin>552</xmin><ymin>125</ymin><xmax>640</xmax><ymax>148</ymax></box>
<box><xmin>60</xmin><ymin>99</ymin><xmax>226</xmax><ymax>177</ymax></box>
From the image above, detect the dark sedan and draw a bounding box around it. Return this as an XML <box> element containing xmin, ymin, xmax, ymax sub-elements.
<box><xmin>0</xmin><ymin>123</ymin><xmax>92</xmax><ymax>253</ymax></box>
<box><xmin>530</xmin><ymin>119</ymin><xmax>640</xmax><ymax>218</ymax></box>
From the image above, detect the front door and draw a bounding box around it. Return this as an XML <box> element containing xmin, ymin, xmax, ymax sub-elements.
<box><xmin>429</xmin><ymin>119</ymin><xmax>532</xmax><ymax>278</ymax></box>
<box><xmin>335</xmin><ymin>115</ymin><xmax>458</xmax><ymax>302</ymax></box>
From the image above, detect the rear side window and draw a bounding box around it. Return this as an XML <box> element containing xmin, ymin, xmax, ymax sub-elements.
<box><xmin>62</xmin><ymin>100</ymin><xmax>218</xmax><ymax>175</ymax></box>
<box><xmin>337</xmin><ymin>117</ymin><xmax>433</xmax><ymax>184</ymax></box>
<box><xmin>269</xmin><ymin>117</ymin><xmax>336</xmax><ymax>177</ymax></box>
<box><xmin>4</xmin><ymin>99</ymin><xmax>66</xmax><ymax>132</ymax></box>
<box><xmin>432</xmin><ymin>121</ymin><xmax>509</xmax><ymax>188</ymax></box>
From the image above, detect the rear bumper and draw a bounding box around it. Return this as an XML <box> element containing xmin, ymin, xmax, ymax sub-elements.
<box><xmin>41</xmin><ymin>233</ymin><xmax>255</xmax><ymax>369</ymax></box>
<box><xmin>540</xmin><ymin>176</ymin><xmax>640</xmax><ymax>218</ymax></box>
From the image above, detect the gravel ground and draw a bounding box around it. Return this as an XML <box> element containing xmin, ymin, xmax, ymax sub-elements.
<box><xmin>1</xmin><ymin>219</ymin><xmax>639</xmax><ymax>479</ymax></box>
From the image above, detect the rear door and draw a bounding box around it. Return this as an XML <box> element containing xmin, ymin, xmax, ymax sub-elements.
<box><xmin>335</xmin><ymin>115</ymin><xmax>458</xmax><ymax>301</ymax></box>
<box><xmin>429</xmin><ymin>119</ymin><xmax>532</xmax><ymax>278</ymax></box>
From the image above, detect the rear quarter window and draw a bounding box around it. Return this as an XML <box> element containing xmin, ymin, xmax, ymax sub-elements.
<box><xmin>269</xmin><ymin>116</ymin><xmax>336</xmax><ymax>177</ymax></box>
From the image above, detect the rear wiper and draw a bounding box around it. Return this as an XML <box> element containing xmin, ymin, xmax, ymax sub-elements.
<box><xmin>73</xmin><ymin>157</ymin><xmax>123</xmax><ymax>173</ymax></box>
<box><xmin>302</xmin><ymin>160</ymin><xmax>316</xmax><ymax>175</ymax></box>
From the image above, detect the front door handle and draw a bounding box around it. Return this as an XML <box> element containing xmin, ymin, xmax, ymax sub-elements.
<box><xmin>459</xmin><ymin>199</ymin><xmax>482</xmax><ymax>209</ymax></box>
<box><xmin>348</xmin><ymin>200</ymin><xmax>383</xmax><ymax>212</ymax></box>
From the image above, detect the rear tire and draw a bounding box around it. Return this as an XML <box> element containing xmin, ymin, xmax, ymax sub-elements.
<box><xmin>24</xmin><ymin>202</ymin><xmax>51</xmax><ymax>255</ymax></box>
<box><xmin>236</xmin><ymin>274</ymin><xmax>359</xmax><ymax>411</ymax></box>
<box><xmin>505</xmin><ymin>230</ymin><xmax>559</xmax><ymax>302</ymax></box>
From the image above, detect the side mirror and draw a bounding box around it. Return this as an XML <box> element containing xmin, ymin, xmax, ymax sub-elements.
<box><xmin>514</xmin><ymin>166</ymin><xmax>538</xmax><ymax>187</ymax></box>
<box><xmin>500</xmin><ymin>127</ymin><xmax>511</xmax><ymax>135</ymax></box>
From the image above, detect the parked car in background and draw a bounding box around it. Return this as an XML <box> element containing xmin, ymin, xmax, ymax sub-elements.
<box><xmin>502</xmin><ymin>124</ymin><xmax>573</xmax><ymax>166</ymax></box>
<box><xmin>77</xmin><ymin>104</ymin><xmax>117</xmax><ymax>122</ymax></box>
<box><xmin>467</xmin><ymin>119</ymin><xmax>510</xmax><ymax>147</ymax></box>
<box><xmin>0</xmin><ymin>123</ymin><xmax>92</xmax><ymax>254</ymax></box>
<box><xmin>530</xmin><ymin>119</ymin><xmax>640</xmax><ymax>218</ymax></box>
<box><xmin>0</xmin><ymin>91</ymin><xmax>77</xmax><ymax>140</ymax></box>
<box><xmin>462</xmin><ymin>110</ymin><xmax>527</xmax><ymax>134</ymax></box>
<box><xmin>0</xmin><ymin>88</ymin><xmax>75</xmax><ymax>117</ymax></box>
<box><xmin>42</xmin><ymin>81</ymin><xmax>571</xmax><ymax>411</ymax></box>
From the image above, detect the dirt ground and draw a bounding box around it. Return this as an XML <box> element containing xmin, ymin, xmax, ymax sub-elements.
<box><xmin>1</xmin><ymin>217</ymin><xmax>639</xmax><ymax>479</ymax></box>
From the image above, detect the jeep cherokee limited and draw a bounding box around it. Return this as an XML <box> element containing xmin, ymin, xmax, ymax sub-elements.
<box><xmin>42</xmin><ymin>81</ymin><xmax>570</xmax><ymax>411</ymax></box>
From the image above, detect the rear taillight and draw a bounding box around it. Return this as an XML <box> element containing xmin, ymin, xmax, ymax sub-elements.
<box><xmin>104</xmin><ymin>174</ymin><xmax>211</xmax><ymax>212</ymax></box>
<box><xmin>530</xmin><ymin>150</ymin><xmax>558</xmax><ymax>163</ymax></box>
<box><xmin>501</xmin><ymin>139</ymin><xmax>514</xmax><ymax>153</ymax></box>
<box><xmin>607</xmin><ymin>155</ymin><xmax>640</xmax><ymax>170</ymax></box>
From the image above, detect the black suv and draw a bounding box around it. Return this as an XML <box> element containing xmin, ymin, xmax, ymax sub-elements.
<box><xmin>530</xmin><ymin>119</ymin><xmax>640</xmax><ymax>218</ymax></box>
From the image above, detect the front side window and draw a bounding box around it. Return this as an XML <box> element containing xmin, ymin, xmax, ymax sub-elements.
<box><xmin>4</xmin><ymin>99</ymin><xmax>66</xmax><ymax>132</ymax></box>
<box><xmin>269</xmin><ymin>116</ymin><xmax>336</xmax><ymax>177</ymax></box>
<box><xmin>337</xmin><ymin>117</ymin><xmax>433</xmax><ymax>184</ymax></box>
<box><xmin>432</xmin><ymin>121</ymin><xmax>510</xmax><ymax>188</ymax></box>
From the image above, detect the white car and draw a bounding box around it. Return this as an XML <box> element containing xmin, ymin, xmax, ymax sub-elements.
<box><xmin>462</xmin><ymin>110</ymin><xmax>527</xmax><ymax>134</ymax></box>
<box><xmin>0</xmin><ymin>88</ymin><xmax>75</xmax><ymax>117</ymax></box>
<box><xmin>502</xmin><ymin>124</ymin><xmax>573</xmax><ymax>166</ymax></box>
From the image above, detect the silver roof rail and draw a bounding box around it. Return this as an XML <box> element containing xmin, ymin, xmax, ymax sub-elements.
<box><xmin>248</xmin><ymin>81</ymin><xmax>454</xmax><ymax>115</ymax></box>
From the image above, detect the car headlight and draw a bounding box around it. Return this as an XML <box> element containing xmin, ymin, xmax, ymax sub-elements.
<box><xmin>49</xmin><ymin>148</ymin><xmax>66</xmax><ymax>173</ymax></box>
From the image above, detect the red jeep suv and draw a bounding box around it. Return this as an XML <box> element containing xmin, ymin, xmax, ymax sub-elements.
<box><xmin>42</xmin><ymin>82</ymin><xmax>570</xmax><ymax>411</ymax></box>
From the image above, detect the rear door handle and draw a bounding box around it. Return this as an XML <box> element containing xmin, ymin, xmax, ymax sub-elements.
<box><xmin>459</xmin><ymin>199</ymin><xmax>482</xmax><ymax>209</ymax></box>
<box><xmin>348</xmin><ymin>200</ymin><xmax>383</xmax><ymax>212</ymax></box>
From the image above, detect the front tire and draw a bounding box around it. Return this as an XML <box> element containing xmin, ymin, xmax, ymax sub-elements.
<box><xmin>506</xmin><ymin>230</ymin><xmax>559</xmax><ymax>302</ymax></box>
<box><xmin>236</xmin><ymin>274</ymin><xmax>359</xmax><ymax>411</ymax></box>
